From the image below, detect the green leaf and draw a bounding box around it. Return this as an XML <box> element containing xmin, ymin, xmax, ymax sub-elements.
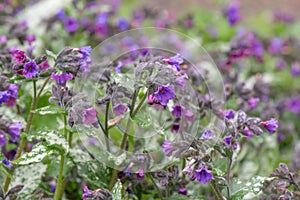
<box><xmin>28</xmin><ymin>130</ymin><xmax>69</xmax><ymax>154</ymax></box>
<box><xmin>132</xmin><ymin>112</ymin><xmax>151</xmax><ymax>128</ymax></box>
<box><xmin>32</xmin><ymin>105</ymin><xmax>63</xmax><ymax>115</ymax></box>
<box><xmin>45</xmin><ymin>49</ymin><xmax>57</xmax><ymax>60</ymax></box>
<box><xmin>10</xmin><ymin>162</ymin><xmax>47</xmax><ymax>199</ymax></box>
<box><xmin>76</xmin><ymin>160</ymin><xmax>108</xmax><ymax>188</ymax></box>
<box><xmin>111</xmin><ymin>179</ymin><xmax>122</xmax><ymax>200</ymax></box>
<box><xmin>69</xmin><ymin>148</ymin><xmax>92</xmax><ymax>163</ymax></box>
<box><xmin>229</xmin><ymin>176</ymin><xmax>272</xmax><ymax>200</ymax></box>
<box><xmin>16</xmin><ymin>143</ymin><xmax>54</xmax><ymax>165</ymax></box>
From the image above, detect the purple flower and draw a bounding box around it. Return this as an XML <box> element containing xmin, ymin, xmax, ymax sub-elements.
<box><xmin>39</xmin><ymin>60</ymin><xmax>50</xmax><ymax>70</ymax></box>
<box><xmin>0</xmin><ymin>134</ymin><xmax>7</xmax><ymax>146</ymax></box>
<box><xmin>0</xmin><ymin>35</ymin><xmax>8</xmax><ymax>44</ymax></box>
<box><xmin>242</xmin><ymin>127</ymin><xmax>253</xmax><ymax>139</ymax></box>
<box><xmin>225</xmin><ymin>1</ymin><xmax>241</xmax><ymax>26</ymax></box>
<box><xmin>23</xmin><ymin>61</ymin><xmax>38</xmax><ymax>78</ymax></box>
<box><xmin>8</xmin><ymin>122</ymin><xmax>22</xmax><ymax>142</ymax></box>
<box><xmin>161</xmin><ymin>141</ymin><xmax>174</xmax><ymax>156</ymax></box>
<box><xmin>5</xmin><ymin>84</ymin><xmax>19</xmax><ymax>106</ymax></box>
<box><xmin>222</xmin><ymin>109</ymin><xmax>235</xmax><ymax>119</ymax></box>
<box><xmin>268</xmin><ymin>38</ymin><xmax>283</xmax><ymax>55</ymax></box>
<box><xmin>248</xmin><ymin>97</ymin><xmax>260</xmax><ymax>109</ymax></box>
<box><xmin>115</xmin><ymin>61</ymin><xmax>123</xmax><ymax>73</ymax></box>
<box><xmin>223</xmin><ymin>135</ymin><xmax>232</xmax><ymax>147</ymax></box>
<box><xmin>147</xmin><ymin>94</ymin><xmax>155</xmax><ymax>105</ymax></box>
<box><xmin>163</xmin><ymin>54</ymin><xmax>183</xmax><ymax>71</ymax></box>
<box><xmin>171</xmin><ymin>104</ymin><xmax>183</xmax><ymax>118</ymax></box>
<box><xmin>0</xmin><ymin>91</ymin><xmax>9</xmax><ymax>106</ymax></box>
<box><xmin>51</xmin><ymin>72</ymin><xmax>73</xmax><ymax>86</ymax></box>
<box><xmin>291</xmin><ymin>62</ymin><xmax>300</xmax><ymax>77</ymax></box>
<box><xmin>154</xmin><ymin>84</ymin><xmax>175</xmax><ymax>106</ymax></box>
<box><xmin>277</xmin><ymin>59</ymin><xmax>286</xmax><ymax>70</ymax></box>
<box><xmin>200</xmin><ymin>129</ymin><xmax>215</xmax><ymax>141</ymax></box>
<box><xmin>178</xmin><ymin>187</ymin><xmax>187</xmax><ymax>195</ymax></box>
<box><xmin>170</xmin><ymin>122</ymin><xmax>180</xmax><ymax>133</ymax></box>
<box><xmin>117</xmin><ymin>18</ymin><xmax>129</xmax><ymax>31</ymax></box>
<box><xmin>285</xmin><ymin>96</ymin><xmax>300</xmax><ymax>113</ymax></box>
<box><xmin>13</xmin><ymin>50</ymin><xmax>26</xmax><ymax>64</ymax></box>
<box><xmin>82</xmin><ymin>186</ymin><xmax>93</xmax><ymax>200</ymax></box>
<box><xmin>176</xmin><ymin>73</ymin><xmax>189</xmax><ymax>91</ymax></box>
<box><xmin>77</xmin><ymin>46</ymin><xmax>92</xmax><ymax>58</ymax></box>
<box><xmin>261</xmin><ymin>118</ymin><xmax>279</xmax><ymax>134</ymax></box>
<box><xmin>64</xmin><ymin>17</ymin><xmax>79</xmax><ymax>33</ymax></box>
<box><xmin>232</xmin><ymin>142</ymin><xmax>238</xmax><ymax>151</ymax></box>
<box><xmin>82</xmin><ymin>108</ymin><xmax>98</xmax><ymax>125</ymax></box>
<box><xmin>136</xmin><ymin>169</ymin><xmax>144</xmax><ymax>179</ymax></box>
<box><xmin>252</xmin><ymin>38</ymin><xmax>264</xmax><ymax>62</ymax></box>
<box><xmin>50</xmin><ymin>184</ymin><xmax>56</xmax><ymax>193</ymax></box>
<box><xmin>113</xmin><ymin>103</ymin><xmax>128</xmax><ymax>116</ymax></box>
<box><xmin>26</xmin><ymin>34</ymin><xmax>36</xmax><ymax>45</ymax></box>
<box><xmin>95</xmin><ymin>13</ymin><xmax>108</xmax><ymax>35</ymax></box>
<box><xmin>56</xmin><ymin>8</ymin><xmax>66</xmax><ymax>20</ymax></box>
<box><xmin>184</xmin><ymin>110</ymin><xmax>195</xmax><ymax>122</ymax></box>
<box><xmin>195</xmin><ymin>166</ymin><xmax>213</xmax><ymax>184</ymax></box>
<box><xmin>2</xmin><ymin>158</ymin><xmax>13</xmax><ymax>170</ymax></box>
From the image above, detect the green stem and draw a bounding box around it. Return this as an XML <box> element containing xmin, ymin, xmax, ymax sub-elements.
<box><xmin>108</xmin><ymin>89</ymin><xmax>148</xmax><ymax>190</ymax></box>
<box><xmin>226</xmin><ymin>157</ymin><xmax>232</xmax><ymax>199</ymax></box>
<box><xmin>131</xmin><ymin>90</ymin><xmax>148</xmax><ymax>117</ymax></box>
<box><xmin>108</xmin><ymin>118</ymin><xmax>132</xmax><ymax>190</ymax></box>
<box><xmin>147</xmin><ymin>173</ymin><xmax>163</xmax><ymax>199</ymax></box>
<box><xmin>3</xmin><ymin>80</ymin><xmax>38</xmax><ymax>192</ymax></box>
<box><xmin>104</xmin><ymin>102</ymin><xmax>110</xmax><ymax>152</ymax></box>
<box><xmin>54</xmin><ymin>114</ymin><xmax>68</xmax><ymax>200</ymax></box>
<box><xmin>210</xmin><ymin>180</ymin><xmax>226</xmax><ymax>200</ymax></box>
<box><xmin>54</xmin><ymin>155</ymin><xmax>65</xmax><ymax>200</ymax></box>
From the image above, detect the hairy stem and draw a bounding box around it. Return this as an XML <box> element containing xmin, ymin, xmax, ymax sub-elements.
<box><xmin>3</xmin><ymin>80</ymin><xmax>38</xmax><ymax>192</ymax></box>
<box><xmin>54</xmin><ymin>114</ymin><xmax>68</xmax><ymax>200</ymax></box>
<box><xmin>147</xmin><ymin>173</ymin><xmax>163</xmax><ymax>199</ymax></box>
<box><xmin>104</xmin><ymin>102</ymin><xmax>110</xmax><ymax>152</ymax></box>
<box><xmin>108</xmin><ymin>89</ymin><xmax>148</xmax><ymax>190</ymax></box>
<box><xmin>226</xmin><ymin>156</ymin><xmax>232</xmax><ymax>199</ymax></box>
<box><xmin>210</xmin><ymin>180</ymin><xmax>226</xmax><ymax>200</ymax></box>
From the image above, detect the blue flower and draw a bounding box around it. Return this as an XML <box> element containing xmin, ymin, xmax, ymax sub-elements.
<box><xmin>163</xmin><ymin>54</ymin><xmax>184</xmax><ymax>71</ymax></box>
<box><xmin>195</xmin><ymin>166</ymin><xmax>213</xmax><ymax>184</ymax></box>
<box><xmin>171</xmin><ymin>104</ymin><xmax>184</xmax><ymax>118</ymax></box>
<box><xmin>200</xmin><ymin>129</ymin><xmax>215</xmax><ymax>141</ymax></box>
<box><xmin>23</xmin><ymin>61</ymin><xmax>38</xmax><ymax>78</ymax></box>
<box><xmin>225</xmin><ymin>1</ymin><xmax>240</xmax><ymax>26</ymax></box>
<box><xmin>64</xmin><ymin>17</ymin><xmax>78</xmax><ymax>33</ymax></box>
<box><xmin>117</xmin><ymin>18</ymin><xmax>129</xmax><ymax>31</ymax></box>
<box><xmin>154</xmin><ymin>84</ymin><xmax>175</xmax><ymax>106</ymax></box>
<box><xmin>82</xmin><ymin>108</ymin><xmax>98</xmax><ymax>125</ymax></box>
<box><xmin>78</xmin><ymin>46</ymin><xmax>92</xmax><ymax>58</ymax></box>
<box><xmin>2</xmin><ymin>158</ymin><xmax>13</xmax><ymax>170</ymax></box>
<box><xmin>222</xmin><ymin>109</ymin><xmax>235</xmax><ymax>119</ymax></box>
<box><xmin>161</xmin><ymin>141</ymin><xmax>174</xmax><ymax>156</ymax></box>
<box><xmin>268</xmin><ymin>38</ymin><xmax>283</xmax><ymax>55</ymax></box>
<box><xmin>223</xmin><ymin>135</ymin><xmax>232</xmax><ymax>147</ymax></box>
<box><xmin>113</xmin><ymin>103</ymin><xmax>128</xmax><ymax>116</ymax></box>
<box><xmin>0</xmin><ymin>133</ymin><xmax>7</xmax><ymax>146</ymax></box>
<box><xmin>248</xmin><ymin>98</ymin><xmax>260</xmax><ymax>109</ymax></box>
<box><xmin>51</xmin><ymin>72</ymin><xmax>73</xmax><ymax>86</ymax></box>
<box><xmin>261</xmin><ymin>118</ymin><xmax>279</xmax><ymax>134</ymax></box>
<box><xmin>8</xmin><ymin>122</ymin><xmax>22</xmax><ymax>142</ymax></box>
<box><xmin>56</xmin><ymin>8</ymin><xmax>66</xmax><ymax>20</ymax></box>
